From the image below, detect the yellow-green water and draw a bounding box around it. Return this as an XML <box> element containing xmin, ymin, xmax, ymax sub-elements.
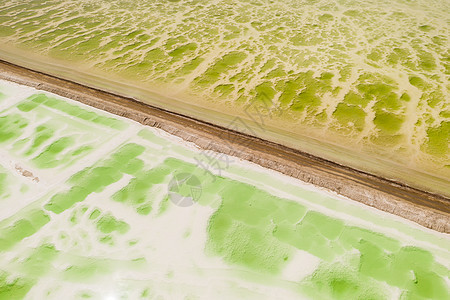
<box><xmin>0</xmin><ymin>0</ymin><xmax>448</xmax><ymax>195</ymax></box>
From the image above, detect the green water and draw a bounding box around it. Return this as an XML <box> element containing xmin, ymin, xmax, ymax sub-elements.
<box><xmin>0</xmin><ymin>0</ymin><xmax>448</xmax><ymax>187</ymax></box>
<box><xmin>0</xmin><ymin>82</ymin><xmax>448</xmax><ymax>299</ymax></box>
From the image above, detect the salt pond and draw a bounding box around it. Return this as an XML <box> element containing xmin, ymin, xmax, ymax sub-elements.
<box><xmin>0</xmin><ymin>80</ymin><xmax>448</xmax><ymax>299</ymax></box>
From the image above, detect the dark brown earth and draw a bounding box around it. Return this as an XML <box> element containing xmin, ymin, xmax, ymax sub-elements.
<box><xmin>0</xmin><ymin>60</ymin><xmax>448</xmax><ymax>233</ymax></box>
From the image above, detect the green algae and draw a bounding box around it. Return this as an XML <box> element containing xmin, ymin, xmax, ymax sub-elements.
<box><xmin>45</xmin><ymin>143</ymin><xmax>145</xmax><ymax>214</ymax></box>
<box><xmin>0</xmin><ymin>210</ymin><xmax>50</xmax><ymax>251</ymax></box>
<box><xmin>45</xmin><ymin>187</ymin><xmax>88</xmax><ymax>214</ymax></box>
<box><xmin>24</xmin><ymin>124</ymin><xmax>55</xmax><ymax>156</ymax></box>
<box><xmin>177</xmin><ymin>56</ymin><xmax>205</xmax><ymax>76</ymax></box>
<box><xmin>0</xmin><ymin>25</ymin><xmax>15</xmax><ymax>37</ymax></box>
<box><xmin>333</xmin><ymin>103</ymin><xmax>366</xmax><ymax>131</ymax></box>
<box><xmin>301</xmin><ymin>261</ymin><xmax>388</xmax><ymax>300</ymax></box>
<box><xmin>157</xmin><ymin>195</ymin><xmax>170</xmax><ymax>216</ymax></box>
<box><xmin>127</xmin><ymin>129</ymin><xmax>450</xmax><ymax>258</ymax></box>
<box><xmin>278</xmin><ymin>71</ymin><xmax>334</xmax><ymax>112</ymax></box>
<box><xmin>152</xmin><ymin>158</ymin><xmax>449</xmax><ymax>298</ymax></box>
<box><xmin>208</xmin><ymin>213</ymin><xmax>293</xmax><ymax>274</ymax></box>
<box><xmin>195</xmin><ymin>51</ymin><xmax>247</xmax><ymax>85</ymax></box>
<box><xmin>32</xmin><ymin>136</ymin><xmax>76</xmax><ymax>169</ymax></box>
<box><xmin>96</xmin><ymin>214</ymin><xmax>129</xmax><ymax>234</ymax></box>
<box><xmin>21</xmin><ymin>94</ymin><xmax>127</xmax><ymax>130</ymax></box>
<box><xmin>61</xmin><ymin>256</ymin><xmax>135</xmax><ymax>282</ymax></box>
<box><xmin>214</xmin><ymin>84</ymin><xmax>235</xmax><ymax>97</ymax></box>
<box><xmin>0</xmin><ymin>272</ymin><xmax>33</xmax><ymax>300</ymax></box>
<box><xmin>373</xmin><ymin>112</ymin><xmax>404</xmax><ymax>133</ymax></box>
<box><xmin>0</xmin><ymin>93</ymin><xmax>131</xmax><ymax>173</ymax></box>
<box><xmin>343</xmin><ymin>91</ymin><xmax>368</xmax><ymax>107</ymax></box>
<box><xmin>89</xmin><ymin>209</ymin><xmax>101</xmax><ymax>220</ymax></box>
<box><xmin>425</xmin><ymin>122</ymin><xmax>449</xmax><ymax>156</ymax></box>
<box><xmin>209</xmin><ymin>180</ymin><xmax>447</xmax><ymax>296</ymax></box>
<box><xmin>17</xmin><ymin>101</ymin><xmax>39</xmax><ymax>112</ymax></box>
<box><xmin>63</xmin><ymin>263</ymin><xmax>109</xmax><ymax>282</ymax></box>
<box><xmin>409</xmin><ymin>76</ymin><xmax>427</xmax><ymax>90</ymax></box>
<box><xmin>112</xmin><ymin>165</ymin><xmax>171</xmax><ymax>210</ymax></box>
<box><xmin>291</xmin><ymin>88</ymin><xmax>321</xmax><ymax>112</ymax></box>
<box><xmin>169</xmin><ymin>43</ymin><xmax>197</xmax><ymax>59</ymax></box>
<box><xmin>423</xmin><ymin>91</ymin><xmax>444</xmax><ymax>108</ymax></box>
<box><xmin>20</xmin><ymin>243</ymin><xmax>59</xmax><ymax>276</ymax></box>
<box><xmin>0</xmin><ymin>114</ymin><xmax>28</xmax><ymax>143</ymax></box>
<box><xmin>417</xmin><ymin>50</ymin><xmax>436</xmax><ymax>71</ymax></box>
<box><xmin>255</xmin><ymin>82</ymin><xmax>276</xmax><ymax>104</ymax></box>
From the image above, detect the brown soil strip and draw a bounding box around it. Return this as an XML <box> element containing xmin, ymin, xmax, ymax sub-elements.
<box><xmin>0</xmin><ymin>60</ymin><xmax>449</xmax><ymax>233</ymax></box>
<box><xmin>15</xmin><ymin>164</ymin><xmax>39</xmax><ymax>183</ymax></box>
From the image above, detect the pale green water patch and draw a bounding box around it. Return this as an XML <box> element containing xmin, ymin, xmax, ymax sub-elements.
<box><xmin>20</xmin><ymin>94</ymin><xmax>127</xmax><ymax>130</ymax></box>
<box><xmin>152</xmin><ymin>158</ymin><xmax>449</xmax><ymax>298</ymax></box>
<box><xmin>44</xmin><ymin>143</ymin><xmax>145</xmax><ymax>214</ymax></box>
<box><xmin>0</xmin><ymin>209</ymin><xmax>50</xmax><ymax>251</ymax></box>
<box><xmin>0</xmin><ymin>80</ymin><xmax>448</xmax><ymax>299</ymax></box>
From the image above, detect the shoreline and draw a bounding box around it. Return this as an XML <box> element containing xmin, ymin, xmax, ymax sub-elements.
<box><xmin>0</xmin><ymin>60</ymin><xmax>448</xmax><ymax>233</ymax></box>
